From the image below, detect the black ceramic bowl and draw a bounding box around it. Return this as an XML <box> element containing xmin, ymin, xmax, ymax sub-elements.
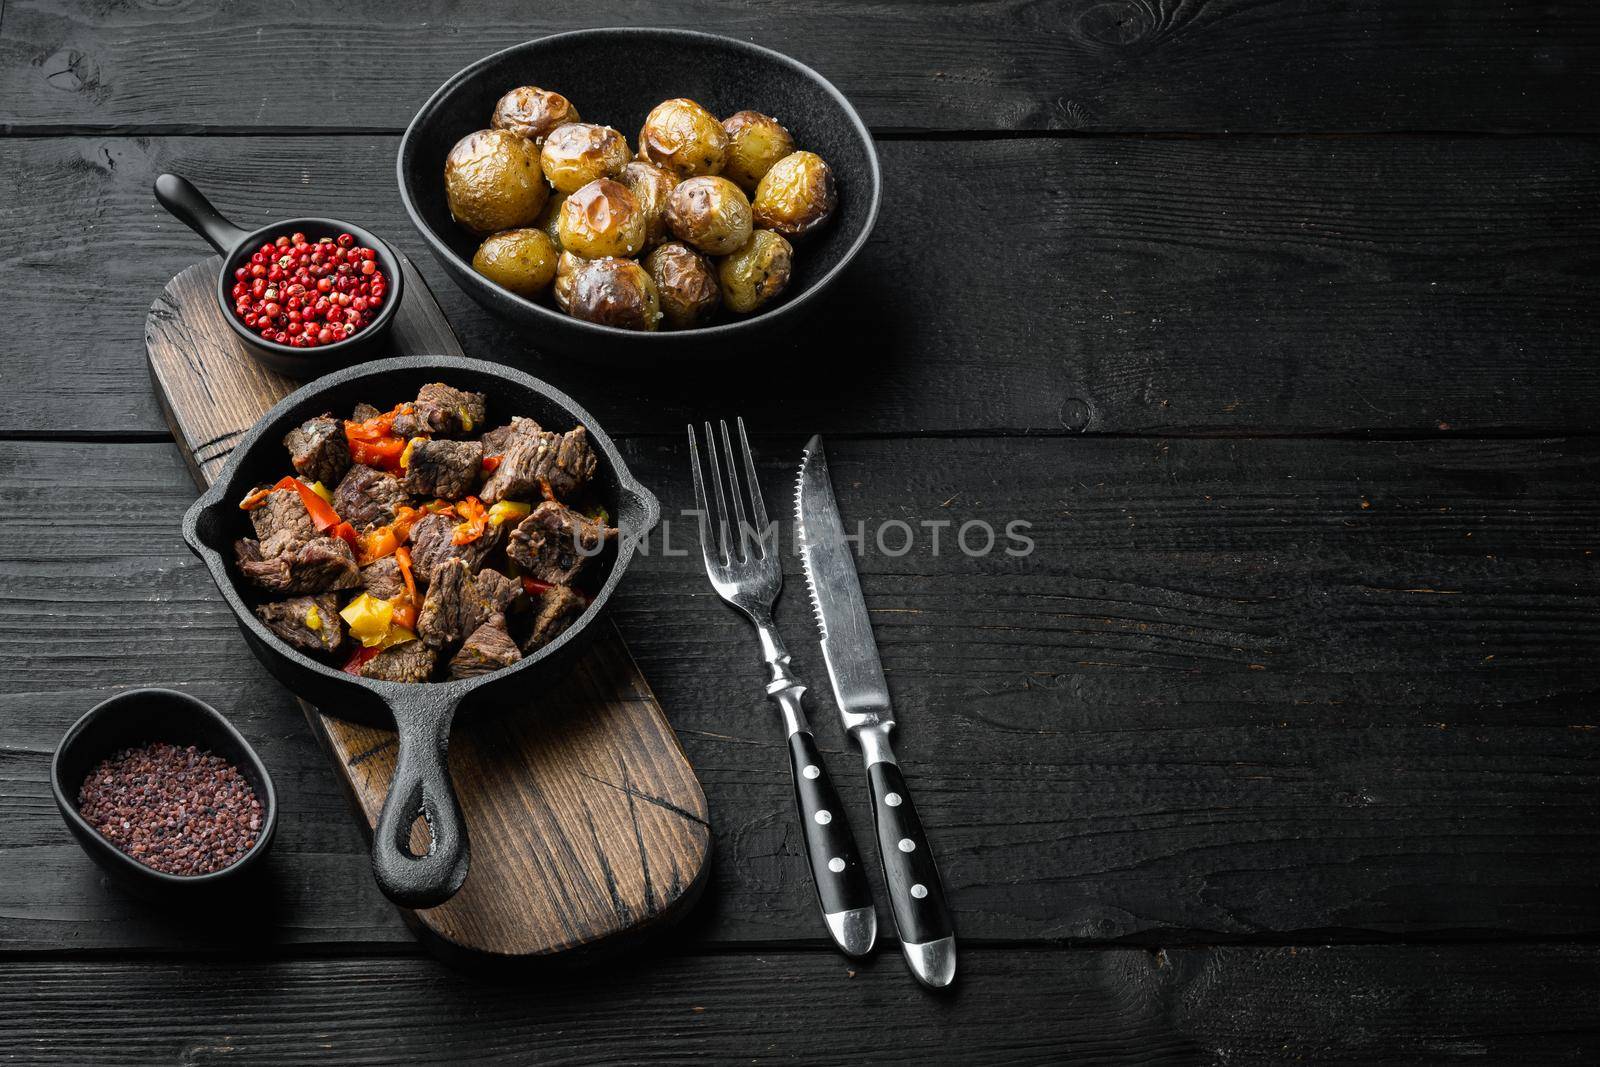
<box><xmin>51</xmin><ymin>688</ymin><xmax>278</xmax><ymax>899</ymax></box>
<box><xmin>155</xmin><ymin>173</ymin><xmax>406</xmax><ymax>378</ymax></box>
<box><xmin>182</xmin><ymin>355</ymin><xmax>659</xmax><ymax>908</ymax></box>
<box><xmin>397</xmin><ymin>28</ymin><xmax>881</xmax><ymax>362</ymax></box>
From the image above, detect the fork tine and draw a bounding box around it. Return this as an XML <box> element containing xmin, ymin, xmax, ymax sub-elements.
<box><xmin>703</xmin><ymin>421</ymin><xmax>733</xmax><ymax>563</ymax></box>
<box><xmin>686</xmin><ymin>424</ymin><xmax>718</xmax><ymax>567</ymax></box>
<box><xmin>735</xmin><ymin>416</ymin><xmax>769</xmax><ymax>541</ymax></box>
<box><xmin>719</xmin><ymin>420</ymin><xmax>751</xmax><ymax>560</ymax></box>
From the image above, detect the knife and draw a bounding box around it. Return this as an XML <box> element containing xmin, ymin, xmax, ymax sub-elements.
<box><xmin>795</xmin><ymin>435</ymin><xmax>956</xmax><ymax>988</ymax></box>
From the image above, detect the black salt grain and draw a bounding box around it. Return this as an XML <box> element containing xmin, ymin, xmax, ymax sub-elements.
<box><xmin>77</xmin><ymin>741</ymin><xmax>262</xmax><ymax>876</ymax></box>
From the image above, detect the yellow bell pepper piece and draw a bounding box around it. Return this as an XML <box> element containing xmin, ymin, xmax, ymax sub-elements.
<box><xmin>487</xmin><ymin>500</ymin><xmax>532</xmax><ymax>527</ymax></box>
<box><xmin>399</xmin><ymin>437</ymin><xmax>428</xmax><ymax>471</ymax></box>
<box><xmin>305</xmin><ymin>604</ymin><xmax>323</xmax><ymax>631</ymax></box>
<box><xmin>340</xmin><ymin>593</ymin><xmax>395</xmax><ymax>648</ymax></box>
<box><xmin>378</xmin><ymin>625</ymin><xmax>417</xmax><ymax>650</ymax></box>
<box><xmin>308</xmin><ymin>481</ymin><xmax>334</xmax><ymax>506</ymax></box>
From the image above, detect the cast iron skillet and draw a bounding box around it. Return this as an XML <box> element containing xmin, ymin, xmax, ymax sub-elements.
<box><xmin>182</xmin><ymin>355</ymin><xmax>659</xmax><ymax>908</ymax></box>
<box><xmin>397</xmin><ymin>27</ymin><xmax>881</xmax><ymax>362</ymax></box>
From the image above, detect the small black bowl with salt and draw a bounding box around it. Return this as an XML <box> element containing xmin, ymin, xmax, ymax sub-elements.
<box><xmin>51</xmin><ymin>688</ymin><xmax>278</xmax><ymax>899</ymax></box>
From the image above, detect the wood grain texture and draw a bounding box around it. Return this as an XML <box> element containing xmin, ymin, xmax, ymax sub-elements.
<box><xmin>1</xmin><ymin>945</ymin><xmax>1596</xmax><ymax>1064</ymax></box>
<box><xmin>4</xmin><ymin>434</ymin><xmax>1596</xmax><ymax>950</ymax></box>
<box><xmin>144</xmin><ymin>258</ymin><xmax>710</xmax><ymax>961</ymax></box>
<box><xmin>4</xmin><ymin>134</ymin><xmax>1598</xmax><ymax>438</ymax></box>
<box><xmin>2</xmin><ymin>1</ymin><xmax>1597</xmax><ymax>134</ymax></box>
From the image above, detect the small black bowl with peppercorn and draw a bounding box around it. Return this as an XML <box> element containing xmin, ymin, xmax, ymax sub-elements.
<box><xmin>50</xmin><ymin>688</ymin><xmax>278</xmax><ymax>899</ymax></box>
<box><xmin>155</xmin><ymin>173</ymin><xmax>405</xmax><ymax>378</ymax></box>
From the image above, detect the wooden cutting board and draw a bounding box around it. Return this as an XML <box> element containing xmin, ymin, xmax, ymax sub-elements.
<box><xmin>146</xmin><ymin>252</ymin><xmax>711</xmax><ymax>964</ymax></box>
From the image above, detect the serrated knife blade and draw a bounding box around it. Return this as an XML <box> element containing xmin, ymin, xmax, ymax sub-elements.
<box><xmin>796</xmin><ymin>435</ymin><xmax>892</xmax><ymax>731</ymax></box>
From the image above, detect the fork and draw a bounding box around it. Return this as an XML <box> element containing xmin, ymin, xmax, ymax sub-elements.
<box><xmin>688</xmin><ymin>418</ymin><xmax>877</xmax><ymax>958</ymax></box>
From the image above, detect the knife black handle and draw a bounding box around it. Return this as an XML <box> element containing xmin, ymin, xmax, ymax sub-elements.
<box><xmin>867</xmin><ymin>759</ymin><xmax>955</xmax><ymax>960</ymax></box>
<box><xmin>788</xmin><ymin>728</ymin><xmax>875</xmax><ymax>939</ymax></box>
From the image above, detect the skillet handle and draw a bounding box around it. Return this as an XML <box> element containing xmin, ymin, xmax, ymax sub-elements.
<box><xmin>154</xmin><ymin>173</ymin><xmax>251</xmax><ymax>254</ymax></box>
<box><xmin>370</xmin><ymin>689</ymin><xmax>469</xmax><ymax>909</ymax></box>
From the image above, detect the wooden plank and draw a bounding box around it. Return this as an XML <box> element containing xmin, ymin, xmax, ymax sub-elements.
<box><xmin>0</xmin><ymin>945</ymin><xmax>1596</xmax><ymax>1064</ymax></box>
<box><xmin>140</xmin><ymin>258</ymin><xmax>710</xmax><ymax>962</ymax></box>
<box><xmin>2</xmin><ymin>1</ymin><xmax>1597</xmax><ymax>133</ymax></box>
<box><xmin>4</xmin><ymin>435</ymin><xmax>1596</xmax><ymax>949</ymax></box>
<box><xmin>2</xmin><ymin>134</ymin><xmax>1597</xmax><ymax>438</ymax></box>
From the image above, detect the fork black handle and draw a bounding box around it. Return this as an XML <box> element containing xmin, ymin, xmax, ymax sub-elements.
<box><xmin>786</xmin><ymin>727</ymin><xmax>875</xmax><ymax>929</ymax></box>
<box><xmin>766</xmin><ymin>675</ymin><xmax>876</xmax><ymax>957</ymax></box>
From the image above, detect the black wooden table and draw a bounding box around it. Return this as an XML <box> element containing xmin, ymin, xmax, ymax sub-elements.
<box><xmin>3</xmin><ymin>4</ymin><xmax>1597</xmax><ymax>1063</ymax></box>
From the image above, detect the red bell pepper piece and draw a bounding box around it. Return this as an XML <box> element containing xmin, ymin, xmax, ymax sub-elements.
<box><xmin>390</xmin><ymin>547</ymin><xmax>420</xmax><ymax>629</ymax></box>
<box><xmin>521</xmin><ymin>577</ymin><xmax>590</xmax><ymax>606</ymax></box>
<box><xmin>451</xmin><ymin>496</ymin><xmax>489</xmax><ymax>546</ymax></box>
<box><xmin>341</xmin><ymin>645</ymin><xmax>381</xmax><ymax>675</ymax></box>
<box><xmin>241</xmin><ymin>476</ymin><xmax>341</xmax><ymax>532</ymax></box>
<box><xmin>344</xmin><ymin>403</ymin><xmax>413</xmax><ymax>473</ymax></box>
<box><xmin>330</xmin><ymin>521</ymin><xmax>360</xmax><ymax>552</ymax></box>
<box><xmin>349</xmin><ymin>436</ymin><xmax>406</xmax><ymax>471</ymax></box>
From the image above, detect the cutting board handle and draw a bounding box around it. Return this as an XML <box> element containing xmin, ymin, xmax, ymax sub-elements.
<box><xmin>371</xmin><ymin>688</ymin><xmax>470</xmax><ymax>909</ymax></box>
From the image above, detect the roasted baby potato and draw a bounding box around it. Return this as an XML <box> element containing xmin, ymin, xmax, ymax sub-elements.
<box><xmin>637</xmin><ymin>98</ymin><xmax>728</xmax><ymax>178</ymax></box>
<box><xmin>533</xmin><ymin>190</ymin><xmax>568</xmax><ymax>250</ymax></box>
<box><xmin>752</xmin><ymin>150</ymin><xmax>837</xmax><ymax>238</ymax></box>
<box><xmin>717</xmin><ymin>230</ymin><xmax>793</xmax><ymax>314</ymax></box>
<box><xmin>552</xmin><ymin>250</ymin><xmax>587</xmax><ymax>313</ymax></box>
<box><xmin>721</xmin><ymin>110</ymin><xmax>795</xmax><ymax>193</ymax></box>
<box><xmin>540</xmin><ymin>122</ymin><xmax>631</xmax><ymax>193</ymax></box>
<box><xmin>644</xmin><ymin>242</ymin><xmax>721</xmax><ymax>329</ymax></box>
<box><xmin>558</xmin><ymin>179</ymin><xmax>647</xmax><ymax>259</ymax></box>
<box><xmin>444</xmin><ymin>129</ymin><xmax>549</xmax><ymax>234</ymax></box>
<box><xmin>665</xmin><ymin>175</ymin><xmax>753</xmax><ymax>256</ymax></box>
<box><xmin>566</xmin><ymin>258</ymin><xmax>661</xmax><ymax>331</ymax></box>
<box><xmin>491</xmin><ymin>86</ymin><xmax>581</xmax><ymax>143</ymax></box>
<box><xmin>617</xmin><ymin>161</ymin><xmax>678</xmax><ymax>248</ymax></box>
<box><xmin>471</xmin><ymin>228</ymin><xmax>559</xmax><ymax>298</ymax></box>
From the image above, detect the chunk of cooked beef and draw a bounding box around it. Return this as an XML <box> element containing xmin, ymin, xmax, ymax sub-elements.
<box><xmin>475</xmin><ymin>568</ymin><xmax>520</xmax><ymax>614</ymax></box>
<box><xmin>449</xmin><ymin>615</ymin><xmax>522</xmax><ymax>678</ymax></box>
<box><xmin>407</xmin><ymin>512</ymin><xmax>505</xmax><ymax>588</ymax></box>
<box><xmin>479</xmin><ymin>426</ymin><xmax>598</xmax><ymax>503</ymax></box>
<box><xmin>351</xmin><ymin>402</ymin><xmax>381</xmax><ymax>422</ymax></box>
<box><xmin>283</xmin><ymin>413</ymin><xmax>350</xmax><ymax>486</ymax></box>
<box><xmin>247</xmin><ymin>487</ymin><xmax>316</xmax><ymax>543</ymax></box>
<box><xmin>360</xmin><ymin>556</ymin><xmax>407</xmax><ymax>600</ymax></box>
<box><xmin>403</xmin><ymin>439</ymin><xmax>483</xmax><ymax>500</ymax></box>
<box><xmin>521</xmin><ymin>584</ymin><xmax>587</xmax><ymax>652</ymax></box>
<box><xmin>506</xmin><ymin>501</ymin><xmax>617</xmax><ymax>585</ymax></box>
<box><xmin>391</xmin><ymin>383</ymin><xmax>487</xmax><ymax>438</ymax></box>
<box><xmin>255</xmin><ymin>593</ymin><xmax>344</xmax><ymax>654</ymax></box>
<box><xmin>358</xmin><ymin>640</ymin><xmax>436</xmax><ymax>683</ymax></box>
<box><xmin>417</xmin><ymin>558</ymin><xmax>495</xmax><ymax>650</ymax></box>
<box><xmin>235</xmin><ymin>535</ymin><xmax>360</xmax><ymax>594</ymax></box>
<box><xmin>332</xmin><ymin>464</ymin><xmax>408</xmax><ymax>531</ymax></box>
<box><xmin>478</xmin><ymin>416</ymin><xmax>542</xmax><ymax>456</ymax></box>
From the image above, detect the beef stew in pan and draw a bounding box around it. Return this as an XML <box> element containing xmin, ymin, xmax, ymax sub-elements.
<box><xmin>233</xmin><ymin>381</ymin><xmax>617</xmax><ymax>682</ymax></box>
